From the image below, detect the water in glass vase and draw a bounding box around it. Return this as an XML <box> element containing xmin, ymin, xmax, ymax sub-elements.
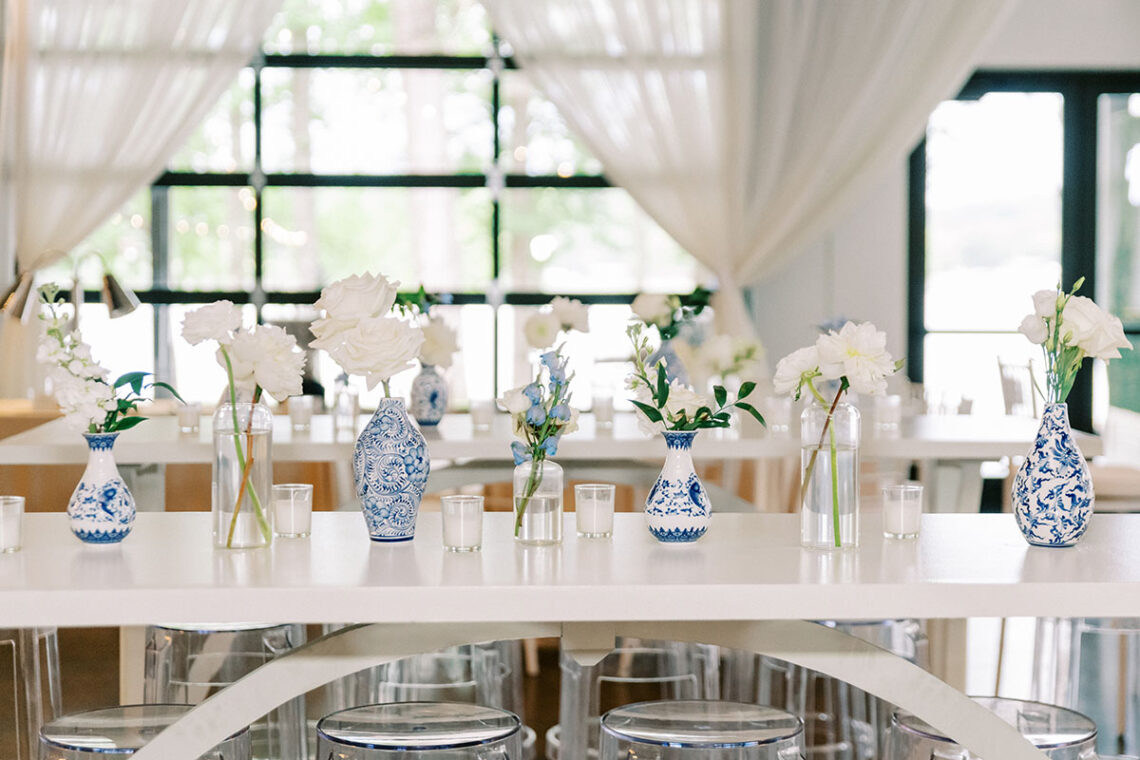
<box><xmin>800</xmin><ymin>444</ymin><xmax>859</xmax><ymax>549</ymax></box>
<box><xmin>515</xmin><ymin>495</ymin><xmax>563</xmax><ymax>546</ymax></box>
<box><xmin>213</xmin><ymin>428</ymin><xmax>272</xmax><ymax>549</ymax></box>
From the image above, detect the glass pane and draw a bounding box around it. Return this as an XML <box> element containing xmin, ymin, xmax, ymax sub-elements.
<box><xmin>263</xmin><ymin>0</ymin><xmax>491</xmax><ymax>56</ymax></box>
<box><xmin>925</xmin><ymin>93</ymin><xmax>1063</xmax><ymax>331</ymax></box>
<box><xmin>168</xmin><ymin>304</ymin><xmax>258</xmax><ymax>404</ymax></box>
<box><xmin>261</xmin><ymin>187</ymin><xmax>491</xmax><ymax>291</ymax></box>
<box><xmin>499</xmin><ymin>73</ymin><xmax>604</xmax><ymax>176</ymax></box>
<box><xmin>42</xmin><ymin>191</ymin><xmax>152</xmax><ymax>291</ymax></box>
<box><xmin>260</xmin><ymin>67</ymin><xmax>492</xmax><ymax>174</ymax></box>
<box><xmin>167</xmin><ymin>69</ymin><xmax>255</xmax><ymax>173</ymax></box>
<box><xmin>168</xmin><ymin>187</ymin><xmax>256</xmax><ymax>291</ymax></box>
<box><xmin>75</xmin><ymin>304</ymin><xmax>155</xmax><ymax>380</ymax></box>
<box><xmin>923</xmin><ymin>332</ymin><xmax>1040</xmax><ymax>416</ymax></box>
<box><xmin>499</xmin><ymin>188</ymin><xmax>704</xmax><ymax>293</ymax></box>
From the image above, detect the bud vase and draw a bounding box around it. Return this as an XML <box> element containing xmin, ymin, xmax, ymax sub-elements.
<box><xmin>645</xmin><ymin>431</ymin><xmax>710</xmax><ymax>543</ymax></box>
<box><xmin>213</xmin><ymin>401</ymin><xmax>274</xmax><ymax>549</ymax></box>
<box><xmin>68</xmin><ymin>432</ymin><xmax>135</xmax><ymax>543</ymax></box>
<box><xmin>1013</xmin><ymin>402</ymin><xmax>1093</xmax><ymax>547</ymax></box>
<box><xmin>410</xmin><ymin>364</ymin><xmax>448</xmax><ymax>426</ymax></box>
<box><xmin>513</xmin><ymin>457</ymin><xmax>563</xmax><ymax>546</ymax></box>
<box><xmin>353</xmin><ymin>398</ymin><xmax>430</xmax><ymax>542</ymax></box>
<box><xmin>800</xmin><ymin>400</ymin><xmax>860</xmax><ymax>549</ymax></box>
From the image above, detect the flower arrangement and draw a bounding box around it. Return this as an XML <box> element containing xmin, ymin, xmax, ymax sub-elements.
<box><xmin>773</xmin><ymin>321</ymin><xmax>901</xmax><ymax>547</ymax></box>
<box><xmin>498</xmin><ymin>349</ymin><xmax>579</xmax><ymax>536</ymax></box>
<box><xmin>182</xmin><ymin>300</ymin><xmax>306</xmax><ymax>546</ymax></box>
<box><xmin>675</xmin><ymin>333</ymin><xmax>767</xmax><ymax>392</ymax></box>
<box><xmin>631</xmin><ymin>286</ymin><xmax>712</xmax><ymax>341</ymax></box>
<box><xmin>309</xmin><ymin>272</ymin><xmax>425</xmax><ymax>395</ymax></box>
<box><xmin>1017</xmin><ymin>279</ymin><xmax>1131</xmax><ymax>404</ymax></box>
<box><xmin>626</xmin><ymin>322</ymin><xmax>765</xmax><ymax>433</ymax></box>
<box><xmin>37</xmin><ymin>284</ymin><xmax>181</xmax><ymax>433</ymax></box>
<box><xmin>523</xmin><ymin>296</ymin><xmax>589</xmax><ymax>350</ymax></box>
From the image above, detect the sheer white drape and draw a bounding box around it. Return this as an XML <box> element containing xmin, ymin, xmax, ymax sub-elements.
<box><xmin>485</xmin><ymin>0</ymin><xmax>1016</xmax><ymax>335</ymax></box>
<box><xmin>0</xmin><ymin>0</ymin><xmax>280</xmax><ymax>396</ymax></box>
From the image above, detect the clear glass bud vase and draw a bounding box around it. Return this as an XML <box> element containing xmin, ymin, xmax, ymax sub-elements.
<box><xmin>513</xmin><ymin>457</ymin><xmax>563</xmax><ymax>546</ymax></box>
<box><xmin>213</xmin><ymin>401</ymin><xmax>273</xmax><ymax>549</ymax></box>
<box><xmin>800</xmin><ymin>399</ymin><xmax>860</xmax><ymax>549</ymax></box>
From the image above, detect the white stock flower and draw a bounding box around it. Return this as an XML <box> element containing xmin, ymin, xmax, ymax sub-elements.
<box><xmin>182</xmin><ymin>301</ymin><xmax>242</xmax><ymax>346</ymax></box>
<box><xmin>419</xmin><ymin>316</ymin><xmax>459</xmax><ymax>368</ymax></box>
<box><xmin>631</xmin><ymin>293</ymin><xmax>677</xmax><ymax>328</ymax></box>
<box><xmin>1061</xmin><ymin>295</ymin><xmax>1132</xmax><ymax>360</ymax></box>
<box><xmin>550</xmin><ymin>297</ymin><xmax>589</xmax><ymax>333</ymax></box>
<box><xmin>311</xmin><ymin>273</ymin><xmax>400</xmax><ymax>344</ymax></box>
<box><xmin>523</xmin><ymin>311</ymin><xmax>561</xmax><ymax>350</ymax></box>
<box><xmin>324</xmin><ymin>316</ymin><xmax>424</xmax><ymax>390</ymax></box>
<box><xmin>1019</xmin><ymin>315</ymin><xmax>1049</xmax><ymax>345</ymax></box>
<box><xmin>1032</xmin><ymin>289</ymin><xmax>1062</xmax><ymax>320</ymax></box>
<box><xmin>815</xmin><ymin>321</ymin><xmax>897</xmax><ymax>396</ymax></box>
<box><xmin>773</xmin><ymin>346</ymin><xmax>820</xmax><ymax>396</ymax></box>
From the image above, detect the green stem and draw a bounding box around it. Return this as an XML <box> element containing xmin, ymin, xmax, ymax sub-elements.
<box><xmin>798</xmin><ymin>381</ymin><xmax>847</xmax><ymax>547</ymax></box>
<box><xmin>829</xmin><ymin>416</ymin><xmax>840</xmax><ymax>547</ymax></box>
<box><xmin>382</xmin><ymin>379</ymin><xmax>391</xmax><ymax>398</ymax></box>
<box><xmin>514</xmin><ymin>451</ymin><xmax>545</xmax><ymax>537</ymax></box>
<box><xmin>219</xmin><ymin>350</ymin><xmax>271</xmax><ymax>547</ymax></box>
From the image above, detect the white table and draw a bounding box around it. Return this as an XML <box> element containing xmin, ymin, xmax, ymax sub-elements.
<box><xmin>4</xmin><ymin>511</ymin><xmax>1133</xmax><ymax>760</ymax></box>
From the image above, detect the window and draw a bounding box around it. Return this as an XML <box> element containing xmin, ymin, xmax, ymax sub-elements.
<box><xmin>66</xmin><ymin>0</ymin><xmax>707</xmax><ymax>406</ymax></box>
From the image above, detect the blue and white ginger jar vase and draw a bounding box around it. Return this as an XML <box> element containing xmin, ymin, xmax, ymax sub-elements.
<box><xmin>67</xmin><ymin>432</ymin><xmax>135</xmax><ymax>544</ymax></box>
<box><xmin>410</xmin><ymin>364</ymin><xmax>448</xmax><ymax>426</ymax></box>
<box><xmin>353</xmin><ymin>398</ymin><xmax>430</xmax><ymax>542</ymax></box>
<box><xmin>1013</xmin><ymin>402</ymin><xmax>1094</xmax><ymax>547</ymax></box>
<box><xmin>646</xmin><ymin>431</ymin><xmax>711</xmax><ymax>542</ymax></box>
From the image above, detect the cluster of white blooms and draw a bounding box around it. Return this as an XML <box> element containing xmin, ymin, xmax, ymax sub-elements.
<box><xmin>773</xmin><ymin>321</ymin><xmax>899</xmax><ymax>400</ymax></box>
<box><xmin>418</xmin><ymin>315</ymin><xmax>459</xmax><ymax>368</ymax></box>
<box><xmin>1019</xmin><ymin>288</ymin><xmax>1131</xmax><ymax>360</ymax></box>
<box><xmin>631</xmin><ymin>293</ymin><xmax>680</xmax><ymax>329</ymax></box>
<box><xmin>676</xmin><ymin>333</ymin><xmax>767</xmax><ymax>391</ymax></box>
<box><xmin>629</xmin><ymin>379</ymin><xmax>710</xmax><ymax>436</ymax></box>
<box><xmin>37</xmin><ymin>306</ymin><xmax>115</xmax><ymax>432</ymax></box>
<box><xmin>523</xmin><ymin>296</ymin><xmax>590</xmax><ymax>350</ymax></box>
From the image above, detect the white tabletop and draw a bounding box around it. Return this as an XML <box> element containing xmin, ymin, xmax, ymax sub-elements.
<box><xmin>1</xmin><ymin>511</ymin><xmax>1135</xmax><ymax>628</ymax></box>
<box><xmin>0</xmin><ymin>412</ymin><xmax>1101</xmax><ymax>465</ymax></box>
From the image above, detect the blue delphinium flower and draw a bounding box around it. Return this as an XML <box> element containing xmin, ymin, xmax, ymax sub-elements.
<box><xmin>522</xmin><ymin>382</ymin><xmax>542</xmax><ymax>403</ymax></box>
<box><xmin>550</xmin><ymin>403</ymin><xmax>571</xmax><ymax>421</ymax></box>
<box><xmin>526</xmin><ymin>404</ymin><xmax>547</xmax><ymax>426</ymax></box>
<box><xmin>510</xmin><ymin>441</ymin><xmax>532</xmax><ymax>465</ymax></box>
<box><xmin>542</xmin><ymin>435</ymin><xmax>560</xmax><ymax>457</ymax></box>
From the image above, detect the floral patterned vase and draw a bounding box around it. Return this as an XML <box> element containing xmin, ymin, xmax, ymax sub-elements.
<box><xmin>67</xmin><ymin>432</ymin><xmax>135</xmax><ymax>544</ymax></box>
<box><xmin>410</xmin><ymin>365</ymin><xmax>448</xmax><ymax>426</ymax></box>
<box><xmin>645</xmin><ymin>431</ymin><xmax>710</xmax><ymax>543</ymax></box>
<box><xmin>353</xmin><ymin>398</ymin><xmax>430</xmax><ymax>541</ymax></box>
<box><xmin>1013</xmin><ymin>402</ymin><xmax>1094</xmax><ymax>547</ymax></box>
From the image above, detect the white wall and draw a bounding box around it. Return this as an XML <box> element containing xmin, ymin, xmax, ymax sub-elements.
<box><xmin>750</xmin><ymin>0</ymin><xmax>1140</xmax><ymax>368</ymax></box>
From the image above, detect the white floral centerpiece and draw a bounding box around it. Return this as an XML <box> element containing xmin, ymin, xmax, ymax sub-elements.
<box><xmin>523</xmin><ymin>296</ymin><xmax>589</xmax><ymax>350</ymax></box>
<box><xmin>419</xmin><ymin>315</ymin><xmax>459</xmax><ymax>368</ymax></box>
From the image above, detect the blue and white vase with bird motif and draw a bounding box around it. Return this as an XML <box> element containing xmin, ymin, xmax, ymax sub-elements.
<box><xmin>410</xmin><ymin>364</ymin><xmax>448</xmax><ymax>426</ymax></box>
<box><xmin>1013</xmin><ymin>402</ymin><xmax>1094</xmax><ymax>547</ymax></box>
<box><xmin>67</xmin><ymin>432</ymin><xmax>136</xmax><ymax>544</ymax></box>
<box><xmin>353</xmin><ymin>398</ymin><xmax>430</xmax><ymax>541</ymax></box>
<box><xmin>646</xmin><ymin>431</ymin><xmax>711</xmax><ymax>543</ymax></box>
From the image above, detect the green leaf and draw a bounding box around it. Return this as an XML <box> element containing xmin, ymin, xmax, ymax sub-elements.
<box><xmin>693</xmin><ymin>406</ymin><xmax>712</xmax><ymax>421</ymax></box>
<box><xmin>114</xmin><ymin>371</ymin><xmax>149</xmax><ymax>391</ymax></box>
<box><xmin>656</xmin><ymin>363</ymin><xmax>668</xmax><ymax>407</ymax></box>
<box><xmin>116</xmin><ymin>398</ymin><xmax>132</xmax><ymax>412</ymax></box>
<box><xmin>109</xmin><ymin>415</ymin><xmax>147</xmax><ymax>432</ymax></box>
<box><xmin>737</xmin><ymin>381</ymin><xmax>757</xmax><ymax>401</ymax></box>
<box><xmin>713</xmin><ymin>385</ymin><xmax>727</xmax><ymax>409</ymax></box>
<box><xmin>735</xmin><ymin>401</ymin><xmax>766</xmax><ymax>426</ymax></box>
<box><xmin>631</xmin><ymin>400</ymin><xmax>664</xmax><ymax>424</ymax></box>
<box><xmin>151</xmin><ymin>381</ymin><xmax>185</xmax><ymax>404</ymax></box>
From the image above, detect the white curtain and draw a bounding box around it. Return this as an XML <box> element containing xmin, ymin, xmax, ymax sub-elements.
<box><xmin>484</xmin><ymin>0</ymin><xmax>1017</xmax><ymax>335</ymax></box>
<box><xmin>0</xmin><ymin>0</ymin><xmax>280</xmax><ymax>396</ymax></box>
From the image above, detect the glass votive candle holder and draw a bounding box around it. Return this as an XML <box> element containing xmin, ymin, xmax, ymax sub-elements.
<box><xmin>272</xmin><ymin>484</ymin><xmax>313</xmax><ymax>538</ymax></box>
<box><xmin>873</xmin><ymin>394</ymin><xmax>903</xmax><ymax>433</ymax></box>
<box><xmin>0</xmin><ymin>496</ymin><xmax>24</xmax><ymax>553</ymax></box>
<box><xmin>289</xmin><ymin>396</ymin><xmax>314</xmax><ymax>432</ymax></box>
<box><xmin>575</xmin><ymin>483</ymin><xmax>616</xmax><ymax>538</ymax></box>
<box><xmin>441</xmin><ymin>495</ymin><xmax>483</xmax><ymax>552</ymax></box>
<box><xmin>761</xmin><ymin>395</ymin><xmax>793</xmax><ymax>434</ymax></box>
<box><xmin>470</xmin><ymin>401</ymin><xmax>495</xmax><ymax>432</ymax></box>
<box><xmin>176</xmin><ymin>402</ymin><xmax>201</xmax><ymax>434</ymax></box>
<box><xmin>882</xmin><ymin>483</ymin><xmax>923</xmax><ymax>539</ymax></box>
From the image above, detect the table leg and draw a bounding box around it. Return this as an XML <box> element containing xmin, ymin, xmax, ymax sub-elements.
<box><xmin>119</xmin><ymin>626</ymin><xmax>146</xmax><ymax>704</ymax></box>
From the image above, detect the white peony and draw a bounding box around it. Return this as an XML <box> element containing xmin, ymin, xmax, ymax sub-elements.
<box><xmin>419</xmin><ymin>316</ymin><xmax>459</xmax><ymax>368</ymax></box>
<box><xmin>815</xmin><ymin>321</ymin><xmax>897</xmax><ymax>396</ymax></box>
<box><xmin>1033</xmin><ymin>289</ymin><xmax>1062</xmax><ymax>320</ymax></box>
<box><xmin>524</xmin><ymin>311</ymin><xmax>562</xmax><ymax>350</ymax></box>
<box><xmin>1061</xmin><ymin>295</ymin><xmax>1132</xmax><ymax>360</ymax></box>
<box><xmin>497</xmin><ymin>385</ymin><xmax>531</xmax><ymax>415</ymax></box>
<box><xmin>1018</xmin><ymin>315</ymin><xmax>1049</xmax><ymax>345</ymax></box>
<box><xmin>631</xmin><ymin>293</ymin><xmax>677</xmax><ymax>328</ymax></box>
<box><xmin>664</xmin><ymin>380</ymin><xmax>709</xmax><ymax>421</ymax></box>
<box><xmin>182</xmin><ymin>301</ymin><xmax>242</xmax><ymax>346</ymax></box>
<box><xmin>773</xmin><ymin>345</ymin><xmax>821</xmax><ymax>396</ymax></box>
<box><xmin>311</xmin><ymin>273</ymin><xmax>400</xmax><ymax>346</ymax></box>
<box><xmin>550</xmin><ymin>297</ymin><xmax>589</xmax><ymax>333</ymax></box>
<box><xmin>324</xmin><ymin>316</ymin><xmax>424</xmax><ymax>390</ymax></box>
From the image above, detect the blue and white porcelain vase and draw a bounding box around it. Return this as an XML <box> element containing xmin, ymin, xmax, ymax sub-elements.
<box><xmin>1013</xmin><ymin>402</ymin><xmax>1094</xmax><ymax>547</ymax></box>
<box><xmin>645</xmin><ymin>431</ymin><xmax>710</xmax><ymax>543</ymax></box>
<box><xmin>67</xmin><ymin>432</ymin><xmax>135</xmax><ymax>544</ymax></box>
<box><xmin>410</xmin><ymin>364</ymin><xmax>448</xmax><ymax>426</ymax></box>
<box><xmin>353</xmin><ymin>398</ymin><xmax>430</xmax><ymax>541</ymax></box>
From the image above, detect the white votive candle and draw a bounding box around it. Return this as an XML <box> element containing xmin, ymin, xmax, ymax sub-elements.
<box><xmin>593</xmin><ymin>396</ymin><xmax>615</xmax><ymax>429</ymax></box>
<box><xmin>289</xmin><ymin>396</ymin><xmax>314</xmax><ymax>432</ymax></box>
<box><xmin>272</xmin><ymin>484</ymin><xmax>313</xmax><ymax>538</ymax></box>
<box><xmin>883</xmin><ymin>483</ymin><xmax>923</xmax><ymax>539</ymax></box>
<box><xmin>176</xmin><ymin>402</ymin><xmax>201</xmax><ymax>434</ymax></box>
<box><xmin>470</xmin><ymin>401</ymin><xmax>495</xmax><ymax>432</ymax></box>
<box><xmin>575</xmin><ymin>483</ymin><xmax>616</xmax><ymax>538</ymax></box>
<box><xmin>0</xmin><ymin>496</ymin><xmax>24</xmax><ymax>553</ymax></box>
<box><xmin>441</xmin><ymin>495</ymin><xmax>483</xmax><ymax>552</ymax></box>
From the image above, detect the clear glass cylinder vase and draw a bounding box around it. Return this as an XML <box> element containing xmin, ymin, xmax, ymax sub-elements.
<box><xmin>800</xmin><ymin>398</ymin><xmax>860</xmax><ymax>549</ymax></box>
<box><xmin>513</xmin><ymin>457</ymin><xmax>563</xmax><ymax>546</ymax></box>
<box><xmin>213</xmin><ymin>401</ymin><xmax>274</xmax><ymax>549</ymax></box>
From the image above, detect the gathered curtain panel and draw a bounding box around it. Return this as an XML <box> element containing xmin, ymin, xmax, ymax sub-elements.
<box><xmin>484</xmin><ymin>0</ymin><xmax>1017</xmax><ymax>336</ymax></box>
<box><xmin>0</xmin><ymin>0</ymin><xmax>280</xmax><ymax>396</ymax></box>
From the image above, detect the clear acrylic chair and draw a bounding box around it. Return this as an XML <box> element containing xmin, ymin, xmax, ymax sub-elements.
<box><xmin>0</xmin><ymin>627</ymin><xmax>62</xmax><ymax>760</ymax></box>
<box><xmin>143</xmin><ymin>623</ymin><xmax>306</xmax><ymax>760</ymax></box>
<box><xmin>38</xmin><ymin>704</ymin><xmax>250</xmax><ymax>759</ymax></box>
<box><xmin>599</xmin><ymin>700</ymin><xmax>804</xmax><ymax>759</ymax></box>
<box><xmin>887</xmin><ymin>696</ymin><xmax>1097</xmax><ymax>760</ymax></box>
<box><xmin>316</xmin><ymin>702</ymin><xmax>523</xmax><ymax>758</ymax></box>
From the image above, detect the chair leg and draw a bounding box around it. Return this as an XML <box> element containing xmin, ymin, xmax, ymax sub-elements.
<box><xmin>994</xmin><ymin>618</ymin><xmax>1007</xmax><ymax>695</ymax></box>
<box><xmin>523</xmin><ymin>638</ymin><xmax>540</xmax><ymax>677</ymax></box>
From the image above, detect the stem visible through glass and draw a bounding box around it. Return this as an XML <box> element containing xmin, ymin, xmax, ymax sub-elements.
<box><xmin>515</xmin><ymin>452</ymin><xmax>545</xmax><ymax>537</ymax></box>
<box><xmin>220</xmin><ymin>349</ymin><xmax>271</xmax><ymax>547</ymax></box>
<box><xmin>800</xmin><ymin>381</ymin><xmax>846</xmax><ymax>548</ymax></box>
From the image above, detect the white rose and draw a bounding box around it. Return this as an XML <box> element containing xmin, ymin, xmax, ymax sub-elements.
<box><xmin>182</xmin><ymin>301</ymin><xmax>242</xmax><ymax>346</ymax></box>
<box><xmin>497</xmin><ymin>386</ymin><xmax>531</xmax><ymax>415</ymax></box>
<box><xmin>325</xmin><ymin>316</ymin><xmax>424</xmax><ymax>390</ymax></box>
<box><xmin>1018</xmin><ymin>315</ymin><xmax>1049</xmax><ymax>345</ymax></box>
<box><xmin>550</xmin><ymin>297</ymin><xmax>589</xmax><ymax>333</ymax></box>
<box><xmin>312</xmin><ymin>273</ymin><xmax>400</xmax><ymax>340</ymax></box>
<box><xmin>664</xmin><ymin>381</ymin><xmax>709</xmax><ymax>422</ymax></box>
<box><xmin>816</xmin><ymin>321</ymin><xmax>897</xmax><ymax>396</ymax></box>
<box><xmin>524</xmin><ymin>311</ymin><xmax>562</xmax><ymax>350</ymax></box>
<box><xmin>773</xmin><ymin>345</ymin><xmax>820</xmax><ymax>396</ymax></box>
<box><xmin>1061</xmin><ymin>295</ymin><xmax>1132</xmax><ymax>359</ymax></box>
<box><xmin>631</xmin><ymin>293</ymin><xmax>677</xmax><ymax>328</ymax></box>
<box><xmin>419</xmin><ymin>316</ymin><xmax>459</xmax><ymax>368</ymax></box>
<box><xmin>1033</xmin><ymin>289</ymin><xmax>1062</xmax><ymax>320</ymax></box>
<box><xmin>251</xmin><ymin>324</ymin><xmax>306</xmax><ymax>402</ymax></box>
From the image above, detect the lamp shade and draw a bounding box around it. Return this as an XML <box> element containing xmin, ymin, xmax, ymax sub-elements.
<box><xmin>101</xmin><ymin>274</ymin><xmax>139</xmax><ymax>318</ymax></box>
<box><xmin>0</xmin><ymin>273</ymin><xmax>35</xmax><ymax>322</ymax></box>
